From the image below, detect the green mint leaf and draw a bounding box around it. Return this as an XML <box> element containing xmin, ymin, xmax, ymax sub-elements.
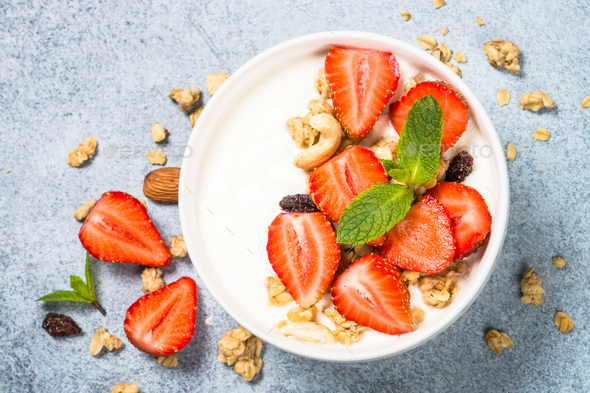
<box><xmin>70</xmin><ymin>275</ymin><xmax>95</xmax><ymax>302</ymax></box>
<box><xmin>397</xmin><ymin>95</ymin><xmax>443</xmax><ymax>187</ymax></box>
<box><xmin>388</xmin><ymin>168</ymin><xmax>412</xmax><ymax>185</ymax></box>
<box><xmin>85</xmin><ymin>253</ymin><xmax>95</xmax><ymax>298</ymax></box>
<box><xmin>36</xmin><ymin>290</ymin><xmax>93</xmax><ymax>304</ymax></box>
<box><xmin>379</xmin><ymin>158</ymin><xmax>398</xmax><ymax>173</ymax></box>
<box><xmin>336</xmin><ymin>182</ymin><xmax>414</xmax><ymax>246</ymax></box>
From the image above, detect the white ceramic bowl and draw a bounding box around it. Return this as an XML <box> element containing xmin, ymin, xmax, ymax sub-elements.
<box><xmin>179</xmin><ymin>31</ymin><xmax>509</xmax><ymax>362</ymax></box>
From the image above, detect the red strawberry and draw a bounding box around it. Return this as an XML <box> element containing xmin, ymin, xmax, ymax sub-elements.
<box><xmin>389</xmin><ymin>81</ymin><xmax>468</xmax><ymax>151</ymax></box>
<box><xmin>266</xmin><ymin>212</ymin><xmax>340</xmax><ymax>308</ymax></box>
<box><xmin>325</xmin><ymin>47</ymin><xmax>400</xmax><ymax>140</ymax></box>
<box><xmin>367</xmin><ymin>235</ymin><xmax>386</xmax><ymax>247</ymax></box>
<box><xmin>308</xmin><ymin>145</ymin><xmax>388</xmax><ymax>222</ymax></box>
<box><xmin>124</xmin><ymin>277</ymin><xmax>197</xmax><ymax>356</ymax></box>
<box><xmin>331</xmin><ymin>253</ymin><xmax>412</xmax><ymax>335</ymax></box>
<box><xmin>79</xmin><ymin>191</ymin><xmax>171</xmax><ymax>266</ymax></box>
<box><xmin>426</xmin><ymin>182</ymin><xmax>492</xmax><ymax>260</ymax></box>
<box><xmin>377</xmin><ymin>194</ymin><xmax>455</xmax><ymax>274</ymax></box>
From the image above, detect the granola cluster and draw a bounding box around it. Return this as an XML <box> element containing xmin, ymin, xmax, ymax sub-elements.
<box><xmin>206</xmin><ymin>73</ymin><xmax>231</xmax><ymax>95</ymax></box>
<box><xmin>146</xmin><ymin>149</ymin><xmax>167</xmax><ymax>165</ymax></box>
<box><xmin>157</xmin><ymin>354</ymin><xmax>179</xmax><ymax>368</ymax></box>
<box><xmin>325</xmin><ymin>308</ymin><xmax>369</xmax><ymax>346</ymax></box>
<box><xmin>218</xmin><ymin>326</ymin><xmax>263</xmax><ymax>381</ymax></box>
<box><xmin>519</xmin><ymin>91</ymin><xmax>556</xmax><ymax>111</ymax></box>
<box><xmin>554</xmin><ymin>312</ymin><xmax>574</xmax><ymax>334</ymax></box>
<box><xmin>286</xmin><ymin>98</ymin><xmax>333</xmax><ymax>148</ymax></box>
<box><xmin>371</xmin><ymin>136</ymin><xmax>399</xmax><ymax>162</ymax></box>
<box><xmin>266</xmin><ymin>276</ymin><xmax>294</xmax><ymax>306</ymax></box>
<box><xmin>150</xmin><ymin>122</ymin><xmax>167</xmax><ymax>142</ymax></box>
<box><xmin>169</xmin><ymin>234</ymin><xmax>188</xmax><ymax>258</ymax></box>
<box><xmin>486</xmin><ymin>330</ymin><xmax>513</xmax><ymax>354</ymax></box>
<box><xmin>169</xmin><ymin>88</ymin><xmax>200</xmax><ymax>112</ymax></box>
<box><xmin>482</xmin><ymin>39</ymin><xmax>521</xmax><ymax>73</ymax></box>
<box><xmin>520</xmin><ymin>267</ymin><xmax>545</xmax><ymax>306</ymax></box>
<box><xmin>73</xmin><ymin>199</ymin><xmax>97</xmax><ymax>221</ymax></box>
<box><xmin>417</xmin><ymin>261</ymin><xmax>466</xmax><ymax>309</ymax></box>
<box><xmin>316</xmin><ymin>68</ymin><xmax>331</xmax><ymax>100</ymax></box>
<box><xmin>111</xmin><ymin>382</ymin><xmax>139</xmax><ymax>393</ymax></box>
<box><xmin>141</xmin><ymin>267</ymin><xmax>165</xmax><ymax>293</ymax></box>
<box><xmin>89</xmin><ymin>326</ymin><xmax>123</xmax><ymax>356</ymax></box>
<box><xmin>67</xmin><ymin>137</ymin><xmax>97</xmax><ymax>167</ymax></box>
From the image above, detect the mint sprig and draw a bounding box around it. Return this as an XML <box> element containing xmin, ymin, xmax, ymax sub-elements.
<box><xmin>336</xmin><ymin>95</ymin><xmax>444</xmax><ymax>246</ymax></box>
<box><xmin>37</xmin><ymin>253</ymin><xmax>106</xmax><ymax>315</ymax></box>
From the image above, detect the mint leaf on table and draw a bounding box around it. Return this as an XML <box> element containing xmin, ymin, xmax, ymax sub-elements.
<box><xmin>336</xmin><ymin>183</ymin><xmax>414</xmax><ymax>246</ymax></box>
<box><xmin>36</xmin><ymin>253</ymin><xmax>106</xmax><ymax>315</ymax></box>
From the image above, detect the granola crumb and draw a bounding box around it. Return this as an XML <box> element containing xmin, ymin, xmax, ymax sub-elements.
<box><xmin>486</xmin><ymin>330</ymin><xmax>513</xmax><ymax>354</ymax></box>
<box><xmin>141</xmin><ymin>267</ymin><xmax>165</xmax><ymax>294</ymax></box>
<box><xmin>482</xmin><ymin>39</ymin><xmax>521</xmax><ymax>73</ymax></box>
<box><xmin>316</xmin><ymin>68</ymin><xmax>332</xmax><ymax>100</ymax></box>
<box><xmin>89</xmin><ymin>326</ymin><xmax>123</xmax><ymax>356</ymax></box>
<box><xmin>432</xmin><ymin>43</ymin><xmax>452</xmax><ymax>63</ymax></box>
<box><xmin>287</xmin><ymin>306</ymin><xmax>317</xmax><ymax>323</ymax></box>
<box><xmin>404</xmin><ymin>74</ymin><xmax>426</xmax><ymax>93</ymax></box>
<box><xmin>497</xmin><ymin>89</ymin><xmax>511</xmax><ymax>107</ymax></box>
<box><xmin>418</xmin><ymin>261</ymin><xmax>466</xmax><ymax>309</ymax></box>
<box><xmin>520</xmin><ymin>267</ymin><xmax>545</xmax><ymax>306</ymax></box>
<box><xmin>169</xmin><ymin>88</ymin><xmax>200</xmax><ymax>112</ymax></box>
<box><xmin>205</xmin><ymin>316</ymin><xmax>214</xmax><ymax>325</ymax></box>
<box><xmin>169</xmin><ymin>234</ymin><xmax>187</xmax><ymax>258</ymax></box>
<box><xmin>582</xmin><ymin>95</ymin><xmax>590</xmax><ymax>108</ymax></box>
<box><xmin>402</xmin><ymin>270</ymin><xmax>422</xmax><ymax>286</ymax></box>
<box><xmin>67</xmin><ymin>137</ymin><xmax>97</xmax><ymax>167</ymax></box>
<box><xmin>506</xmin><ymin>143</ymin><xmax>517</xmax><ymax>161</ymax></box>
<box><xmin>207</xmin><ymin>73</ymin><xmax>231</xmax><ymax>95</ymax></box>
<box><xmin>157</xmin><ymin>354</ymin><xmax>179</xmax><ymax>368</ymax></box>
<box><xmin>149</xmin><ymin>122</ymin><xmax>167</xmax><ymax>142</ymax></box>
<box><xmin>73</xmin><ymin>199</ymin><xmax>97</xmax><ymax>221</ymax></box>
<box><xmin>146</xmin><ymin>150</ymin><xmax>167</xmax><ymax>165</ymax></box>
<box><xmin>433</xmin><ymin>0</ymin><xmax>446</xmax><ymax>8</ymax></box>
<box><xmin>552</xmin><ymin>256</ymin><xmax>567</xmax><ymax>268</ymax></box>
<box><xmin>266</xmin><ymin>276</ymin><xmax>294</xmax><ymax>306</ymax></box>
<box><xmin>532</xmin><ymin>126</ymin><xmax>551</xmax><ymax>141</ymax></box>
<box><xmin>4</xmin><ymin>169</ymin><xmax>10</xmax><ymax>173</ymax></box>
<box><xmin>451</xmin><ymin>52</ymin><xmax>467</xmax><ymax>63</ymax></box>
<box><xmin>441</xmin><ymin>27</ymin><xmax>449</xmax><ymax>35</ymax></box>
<box><xmin>325</xmin><ymin>308</ymin><xmax>369</xmax><ymax>346</ymax></box>
<box><xmin>371</xmin><ymin>136</ymin><xmax>399</xmax><ymax>162</ymax></box>
<box><xmin>218</xmin><ymin>327</ymin><xmax>263</xmax><ymax>381</ymax></box>
<box><xmin>444</xmin><ymin>61</ymin><xmax>462</xmax><ymax>77</ymax></box>
<box><xmin>477</xmin><ymin>17</ymin><xmax>485</xmax><ymax>26</ymax></box>
<box><xmin>189</xmin><ymin>106</ymin><xmax>204</xmax><ymax>128</ymax></box>
<box><xmin>401</xmin><ymin>10</ymin><xmax>411</xmax><ymax>21</ymax></box>
<box><xmin>111</xmin><ymin>382</ymin><xmax>139</xmax><ymax>393</ymax></box>
<box><xmin>519</xmin><ymin>91</ymin><xmax>556</xmax><ymax>111</ymax></box>
<box><xmin>278</xmin><ymin>321</ymin><xmax>337</xmax><ymax>345</ymax></box>
<box><xmin>554</xmin><ymin>312</ymin><xmax>574</xmax><ymax>334</ymax></box>
<box><xmin>286</xmin><ymin>115</ymin><xmax>318</xmax><ymax>149</ymax></box>
<box><xmin>417</xmin><ymin>35</ymin><xmax>437</xmax><ymax>51</ymax></box>
<box><xmin>412</xmin><ymin>307</ymin><xmax>425</xmax><ymax>326</ymax></box>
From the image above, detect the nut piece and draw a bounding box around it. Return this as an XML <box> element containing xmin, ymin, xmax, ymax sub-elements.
<box><xmin>441</xmin><ymin>27</ymin><xmax>449</xmax><ymax>35</ymax></box>
<box><xmin>444</xmin><ymin>61</ymin><xmax>462</xmax><ymax>77</ymax></box>
<box><xmin>266</xmin><ymin>276</ymin><xmax>294</xmax><ymax>306</ymax></box>
<box><xmin>207</xmin><ymin>73</ymin><xmax>230</xmax><ymax>95</ymax></box>
<box><xmin>417</xmin><ymin>35</ymin><xmax>437</xmax><ymax>51</ymax></box>
<box><xmin>582</xmin><ymin>95</ymin><xmax>590</xmax><ymax>108</ymax></box>
<box><xmin>141</xmin><ymin>267</ymin><xmax>165</xmax><ymax>293</ymax></box>
<box><xmin>218</xmin><ymin>327</ymin><xmax>263</xmax><ymax>381</ymax></box>
<box><xmin>412</xmin><ymin>307</ymin><xmax>426</xmax><ymax>326</ymax></box>
<box><xmin>520</xmin><ymin>267</ymin><xmax>545</xmax><ymax>306</ymax></box>
<box><xmin>189</xmin><ymin>106</ymin><xmax>204</xmax><ymax>128</ymax></box>
<box><xmin>325</xmin><ymin>308</ymin><xmax>369</xmax><ymax>346</ymax></box>
<box><xmin>278</xmin><ymin>321</ymin><xmax>336</xmax><ymax>344</ymax></box>
<box><xmin>157</xmin><ymin>354</ymin><xmax>179</xmax><ymax>368</ymax></box>
<box><xmin>451</xmin><ymin>52</ymin><xmax>467</xmax><ymax>63</ymax></box>
<box><xmin>401</xmin><ymin>10</ymin><xmax>411</xmax><ymax>21</ymax></box>
<box><xmin>67</xmin><ymin>137</ymin><xmax>97</xmax><ymax>167</ymax></box>
<box><xmin>554</xmin><ymin>312</ymin><xmax>574</xmax><ymax>334</ymax></box>
<box><xmin>287</xmin><ymin>306</ymin><xmax>317</xmax><ymax>323</ymax></box>
<box><xmin>482</xmin><ymin>39</ymin><xmax>521</xmax><ymax>73</ymax></box>
<box><xmin>73</xmin><ymin>199</ymin><xmax>97</xmax><ymax>221</ymax></box>
<box><xmin>532</xmin><ymin>126</ymin><xmax>550</xmax><ymax>141</ymax></box>
<box><xmin>150</xmin><ymin>122</ymin><xmax>167</xmax><ymax>142</ymax></box>
<box><xmin>519</xmin><ymin>91</ymin><xmax>556</xmax><ymax>111</ymax></box>
<box><xmin>497</xmin><ymin>89</ymin><xmax>511</xmax><ymax>107</ymax></box>
<box><xmin>89</xmin><ymin>326</ymin><xmax>123</xmax><ymax>356</ymax></box>
<box><xmin>433</xmin><ymin>0</ymin><xmax>446</xmax><ymax>8</ymax></box>
<box><xmin>486</xmin><ymin>330</ymin><xmax>513</xmax><ymax>354</ymax></box>
<box><xmin>506</xmin><ymin>143</ymin><xmax>517</xmax><ymax>161</ymax></box>
<box><xmin>111</xmin><ymin>382</ymin><xmax>139</xmax><ymax>393</ymax></box>
<box><xmin>293</xmin><ymin>113</ymin><xmax>342</xmax><ymax>171</ymax></box>
<box><xmin>169</xmin><ymin>234</ymin><xmax>187</xmax><ymax>258</ymax></box>
<box><xmin>316</xmin><ymin>68</ymin><xmax>331</xmax><ymax>100</ymax></box>
<box><xmin>169</xmin><ymin>88</ymin><xmax>200</xmax><ymax>112</ymax></box>
<box><xmin>371</xmin><ymin>136</ymin><xmax>399</xmax><ymax>162</ymax></box>
<box><xmin>431</xmin><ymin>43</ymin><xmax>451</xmax><ymax>62</ymax></box>
<box><xmin>402</xmin><ymin>270</ymin><xmax>422</xmax><ymax>286</ymax></box>
<box><xmin>552</xmin><ymin>256</ymin><xmax>567</xmax><ymax>268</ymax></box>
<box><xmin>146</xmin><ymin>150</ymin><xmax>167</xmax><ymax>165</ymax></box>
<box><xmin>143</xmin><ymin>167</ymin><xmax>180</xmax><ymax>203</ymax></box>
<box><xmin>477</xmin><ymin>17</ymin><xmax>485</xmax><ymax>26</ymax></box>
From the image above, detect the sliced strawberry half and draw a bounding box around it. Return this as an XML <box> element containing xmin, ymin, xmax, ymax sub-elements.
<box><xmin>331</xmin><ymin>253</ymin><xmax>412</xmax><ymax>335</ymax></box>
<box><xmin>377</xmin><ymin>194</ymin><xmax>455</xmax><ymax>274</ymax></box>
<box><xmin>389</xmin><ymin>81</ymin><xmax>468</xmax><ymax>151</ymax></box>
<box><xmin>426</xmin><ymin>182</ymin><xmax>492</xmax><ymax>260</ymax></box>
<box><xmin>308</xmin><ymin>145</ymin><xmax>388</xmax><ymax>222</ymax></box>
<box><xmin>79</xmin><ymin>191</ymin><xmax>171</xmax><ymax>266</ymax></box>
<box><xmin>124</xmin><ymin>277</ymin><xmax>197</xmax><ymax>356</ymax></box>
<box><xmin>266</xmin><ymin>212</ymin><xmax>340</xmax><ymax>308</ymax></box>
<box><xmin>325</xmin><ymin>47</ymin><xmax>400</xmax><ymax>140</ymax></box>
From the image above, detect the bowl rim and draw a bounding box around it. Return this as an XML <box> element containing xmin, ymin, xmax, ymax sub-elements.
<box><xmin>179</xmin><ymin>31</ymin><xmax>510</xmax><ymax>362</ymax></box>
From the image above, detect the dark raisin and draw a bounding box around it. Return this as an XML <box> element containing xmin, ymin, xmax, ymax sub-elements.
<box><xmin>445</xmin><ymin>150</ymin><xmax>474</xmax><ymax>183</ymax></box>
<box><xmin>42</xmin><ymin>313</ymin><xmax>82</xmax><ymax>337</ymax></box>
<box><xmin>279</xmin><ymin>194</ymin><xmax>319</xmax><ymax>213</ymax></box>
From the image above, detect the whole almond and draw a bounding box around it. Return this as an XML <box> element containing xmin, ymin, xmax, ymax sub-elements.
<box><xmin>143</xmin><ymin>167</ymin><xmax>180</xmax><ymax>203</ymax></box>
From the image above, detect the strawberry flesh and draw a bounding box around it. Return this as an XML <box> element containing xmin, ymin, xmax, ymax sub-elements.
<box><xmin>331</xmin><ymin>253</ymin><xmax>412</xmax><ymax>335</ymax></box>
<box><xmin>308</xmin><ymin>145</ymin><xmax>388</xmax><ymax>222</ymax></box>
<box><xmin>266</xmin><ymin>212</ymin><xmax>340</xmax><ymax>308</ymax></box>
<box><xmin>124</xmin><ymin>276</ymin><xmax>197</xmax><ymax>357</ymax></box>
<box><xmin>377</xmin><ymin>194</ymin><xmax>456</xmax><ymax>274</ymax></box>
<box><xmin>79</xmin><ymin>191</ymin><xmax>171</xmax><ymax>266</ymax></box>
<box><xmin>325</xmin><ymin>47</ymin><xmax>400</xmax><ymax>140</ymax></box>
<box><xmin>426</xmin><ymin>182</ymin><xmax>492</xmax><ymax>260</ymax></box>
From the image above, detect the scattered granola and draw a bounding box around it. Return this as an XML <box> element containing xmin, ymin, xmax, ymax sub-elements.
<box><xmin>417</xmin><ymin>35</ymin><xmax>437</xmax><ymax>51</ymax></box>
<box><xmin>190</xmin><ymin>106</ymin><xmax>204</xmax><ymax>128</ymax></box>
<box><xmin>146</xmin><ymin>149</ymin><xmax>167</xmax><ymax>165</ymax></box>
<box><xmin>169</xmin><ymin>88</ymin><xmax>200</xmax><ymax>112</ymax></box>
<box><xmin>441</xmin><ymin>27</ymin><xmax>449</xmax><ymax>35</ymax></box>
<box><xmin>445</xmin><ymin>150</ymin><xmax>473</xmax><ymax>183</ymax></box>
<box><xmin>433</xmin><ymin>0</ymin><xmax>446</xmax><ymax>9</ymax></box>
<box><xmin>316</xmin><ymin>68</ymin><xmax>331</xmax><ymax>100</ymax></box>
<box><xmin>218</xmin><ymin>326</ymin><xmax>263</xmax><ymax>381</ymax></box>
<box><xmin>451</xmin><ymin>52</ymin><xmax>467</xmax><ymax>63</ymax></box>
<box><xmin>532</xmin><ymin>126</ymin><xmax>551</xmax><ymax>141</ymax></box>
<box><xmin>73</xmin><ymin>199</ymin><xmax>97</xmax><ymax>221</ymax></box>
<box><xmin>444</xmin><ymin>61</ymin><xmax>462</xmax><ymax>77</ymax></box>
<box><xmin>149</xmin><ymin>122</ymin><xmax>167</xmax><ymax>142</ymax></box>
<box><xmin>554</xmin><ymin>312</ymin><xmax>574</xmax><ymax>334</ymax></box>
<box><xmin>89</xmin><ymin>326</ymin><xmax>123</xmax><ymax>356</ymax></box>
<box><xmin>582</xmin><ymin>95</ymin><xmax>590</xmax><ymax>109</ymax></box>
<box><xmin>520</xmin><ymin>267</ymin><xmax>545</xmax><ymax>306</ymax></box>
<box><xmin>401</xmin><ymin>10</ymin><xmax>411</xmax><ymax>21</ymax></box>
<box><xmin>207</xmin><ymin>73</ymin><xmax>231</xmax><ymax>95</ymax></box>
<box><xmin>506</xmin><ymin>143</ymin><xmax>517</xmax><ymax>161</ymax></box>
<box><xmin>169</xmin><ymin>234</ymin><xmax>187</xmax><ymax>258</ymax></box>
<box><xmin>412</xmin><ymin>307</ymin><xmax>425</xmax><ymax>326</ymax></box>
<box><xmin>287</xmin><ymin>306</ymin><xmax>317</xmax><ymax>322</ymax></box>
<box><xmin>486</xmin><ymin>330</ymin><xmax>513</xmax><ymax>354</ymax></box>
<box><xmin>371</xmin><ymin>136</ymin><xmax>399</xmax><ymax>162</ymax></box>
<box><xmin>325</xmin><ymin>308</ymin><xmax>369</xmax><ymax>346</ymax></box>
<box><xmin>141</xmin><ymin>267</ymin><xmax>165</xmax><ymax>293</ymax></box>
<box><xmin>42</xmin><ymin>313</ymin><xmax>82</xmax><ymax>337</ymax></box>
<box><xmin>111</xmin><ymin>382</ymin><xmax>139</xmax><ymax>393</ymax></box>
<box><xmin>266</xmin><ymin>276</ymin><xmax>294</xmax><ymax>306</ymax></box>
<box><xmin>431</xmin><ymin>43</ymin><xmax>451</xmax><ymax>62</ymax></box>
<box><xmin>277</xmin><ymin>321</ymin><xmax>336</xmax><ymax>344</ymax></box>
<box><xmin>552</xmin><ymin>256</ymin><xmax>567</xmax><ymax>268</ymax></box>
<box><xmin>497</xmin><ymin>89</ymin><xmax>511</xmax><ymax>106</ymax></box>
<box><xmin>519</xmin><ymin>91</ymin><xmax>556</xmax><ymax>111</ymax></box>
<box><xmin>279</xmin><ymin>194</ymin><xmax>320</xmax><ymax>213</ymax></box>
<box><xmin>418</xmin><ymin>261</ymin><xmax>466</xmax><ymax>309</ymax></box>
<box><xmin>482</xmin><ymin>39</ymin><xmax>521</xmax><ymax>73</ymax></box>
<box><xmin>403</xmin><ymin>74</ymin><xmax>426</xmax><ymax>93</ymax></box>
<box><xmin>157</xmin><ymin>354</ymin><xmax>179</xmax><ymax>368</ymax></box>
<box><xmin>67</xmin><ymin>137</ymin><xmax>97</xmax><ymax>167</ymax></box>
<box><xmin>477</xmin><ymin>17</ymin><xmax>485</xmax><ymax>26</ymax></box>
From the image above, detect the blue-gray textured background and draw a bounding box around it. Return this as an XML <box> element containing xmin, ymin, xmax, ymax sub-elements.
<box><xmin>1</xmin><ymin>0</ymin><xmax>590</xmax><ymax>392</ymax></box>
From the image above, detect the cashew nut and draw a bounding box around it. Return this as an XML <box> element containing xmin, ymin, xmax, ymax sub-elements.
<box><xmin>293</xmin><ymin>113</ymin><xmax>342</xmax><ymax>171</ymax></box>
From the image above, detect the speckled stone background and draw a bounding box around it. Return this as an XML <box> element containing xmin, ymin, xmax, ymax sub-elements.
<box><xmin>1</xmin><ymin>0</ymin><xmax>590</xmax><ymax>392</ymax></box>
